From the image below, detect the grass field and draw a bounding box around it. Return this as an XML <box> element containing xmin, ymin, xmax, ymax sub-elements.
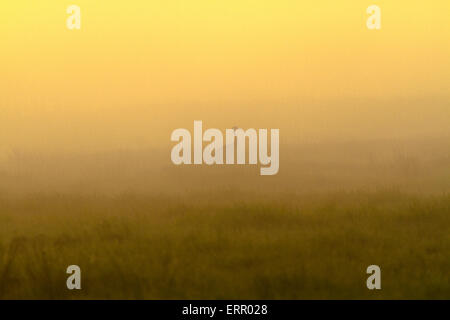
<box><xmin>0</xmin><ymin>190</ymin><xmax>449</xmax><ymax>299</ymax></box>
<box><xmin>0</xmin><ymin>140</ymin><xmax>449</xmax><ymax>299</ymax></box>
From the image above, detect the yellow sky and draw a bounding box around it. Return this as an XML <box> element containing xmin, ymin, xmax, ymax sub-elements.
<box><xmin>1</xmin><ymin>1</ymin><xmax>449</xmax><ymax>152</ymax></box>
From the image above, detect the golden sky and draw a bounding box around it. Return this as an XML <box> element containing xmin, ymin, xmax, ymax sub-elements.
<box><xmin>1</xmin><ymin>1</ymin><xmax>449</xmax><ymax>153</ymax></box>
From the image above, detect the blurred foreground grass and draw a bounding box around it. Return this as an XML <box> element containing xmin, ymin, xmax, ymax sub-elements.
<box><xmin>0</xmin><ymin>190</ymin><xmax>448</xmax><ymax>299</ymax></box>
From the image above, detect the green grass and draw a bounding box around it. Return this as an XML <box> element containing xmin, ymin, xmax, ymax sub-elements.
<box><xmin>0</xmin><ymin>190</ymin><xmax>449</xmax><ymax>299</ymax></box>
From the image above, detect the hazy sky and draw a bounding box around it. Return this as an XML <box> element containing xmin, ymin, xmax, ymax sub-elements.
<box><xmin>1</xmin><ymin>1</ymin><xmax>449</xmax><ymax>154</ymax></box>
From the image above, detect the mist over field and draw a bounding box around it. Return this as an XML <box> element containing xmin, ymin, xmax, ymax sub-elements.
<box><xmin>1</xmin><ymin>0</ymin><xmax>449</xmax><ymax>300</ymax></box>
<box><xmin>0</xmin><ymin>136</ymin><xmax>449</xmax><ymax>299</ymax></box>
<box><xmin>1</xmin><ymin>137</ymin><xmax>449</xmax><ymax>196</ymax></box>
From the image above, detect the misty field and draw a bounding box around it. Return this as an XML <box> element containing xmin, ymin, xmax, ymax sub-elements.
<box><xmin>0</xmin><ymin>190</ymin><xmax>449</xmax><ymax>299</ymax></box>
<box><xmin>0</xmin><ymin>140</ymin><xmax>449</xmax><ymax>299</ymax></box>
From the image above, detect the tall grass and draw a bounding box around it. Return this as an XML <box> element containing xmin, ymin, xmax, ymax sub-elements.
<box><xmin>0</xmin><ymin>191</ymin><xmax>448</xmax><ymax>299</ymax></box>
